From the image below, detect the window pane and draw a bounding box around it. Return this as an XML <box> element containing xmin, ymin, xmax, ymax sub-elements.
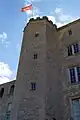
<box><xmin>31</xmin><ymin>82</ymin><xmax>36</xmax><ymax>90</ymax></box>
<box><xmin>68</xmin><ymin>45</ymin><xmax>73</xmax><ymax>56</ymax></box>
<box><xmin>33</xmin><ymin>54</ymin><xmax>37</xmax><ymax>59</ymax></box>
<box><xmin>69</xmin><ymin>68</ymin><xmax>76</xmax><ymax>83</ymax></box>
<box><xmin>7</xmin><ymin>103</ymin><xmax>12</xmax><ymax>112</ymax></box>
<box><xmin>77</xmin><ymin>67</ymin><xmax>80</xmax><ymax>82</ymax></box>
<box><xmin>72</xmin><ymin>99</ymin><xmax>80</xmax><ymax>120</ymax></box>
<box><xmin>6</xmin><ymin>112</ymin><xmax>10</xmax><ymax>120</ymax></box>
<box><xmin>73</xmin><ymin>43</ymin><xmax>79</xmax><ymax>53</ymax></box>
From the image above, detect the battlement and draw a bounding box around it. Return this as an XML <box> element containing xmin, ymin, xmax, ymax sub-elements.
<box><xmin>29</xmin><ymin>16</ymin><xmax>53</xmax><ymax>24</ymax></box>
<box><xmin>24</xmin><ymin>16</ymin><xmax>57</xmax><ymax>32</ymax></box>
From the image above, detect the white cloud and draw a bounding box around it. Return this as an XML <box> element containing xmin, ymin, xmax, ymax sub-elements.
<box><xmin>25</xmin><ymin>5</ymin><xmax>40</xmax><ymax>17</ymax></box>
<box><xmin>55</xmin><ymin>8</ymin><xmax>61</xmax><ymax>14</ymax></box>
<box><xmin>0</xmin><ymin>62</ymin><xmax>16</xmax><ymax>84</ymax></box>
<box><xmin>0</xmin><ymin>62</ymin><xmax>12</xmax><ymax>77</ymax></box>
<box><xmin>0</xmin><ymin>32</ymin><xmax>7</xmax><ymax>43</ymax></box>
<box><xmin>24</xmin><ymin>0</ymin><xmax>41</xmax><ymax>17</ymax></box>
<box><xmin>0</xmin><ymin>32</ymin><xmax>10</xmax><ymax>47</ymax></box>
<box><xmin>50</xmin><ymin>7</ymin><xmax>76</xmax><ymax>27</ymax></box>
<box><xmin>47</xmin><ymin>16</ymin><xmax>56</xmax><ymax>24</ymax></box>
<box><xmin>25</xmin><ymin>6</ymin><xmax>77</xmax><ymax>28</ymax></box>
<box><xmin>0</xmin><ymin>77</ymin><xmax>11</xmax><ymax>84</ymax></box>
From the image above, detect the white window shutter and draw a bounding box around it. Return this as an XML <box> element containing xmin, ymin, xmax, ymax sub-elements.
<box><xmin>74</xmin><ymin>67</ymin><xmax>78</xmax><ymax>82</ymax></box>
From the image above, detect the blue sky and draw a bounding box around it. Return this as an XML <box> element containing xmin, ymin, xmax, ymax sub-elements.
<box><xmin>0</xmin><ymin>0</ymin><xmax>80</xmax><ymax>84</ymax></box>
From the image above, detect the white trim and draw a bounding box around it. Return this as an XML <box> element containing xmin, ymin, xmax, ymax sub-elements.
<box><xmin>75</xmin><ymin>67</ymin><xmax>78</xmax><ymax>82</ymax></box>
<box><xmin>67</xmin><ymin>68</ymin><xmax>70</xmax><ymax>82</ymax></box>
<box><xmin>72</xmin><ymin>45</ymin><xmax>74</xmax><ymax>55</ymax></box>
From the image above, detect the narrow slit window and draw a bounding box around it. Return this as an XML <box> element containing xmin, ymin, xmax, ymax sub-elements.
<box><xmin>67</xmin><ymin>45</ymin><xmax>73</xmax><ymax>56</ymax></box>
<box><xmin>68</xmin><ymin>30</ymin><xmax>72</xmax><ymax>36</ymax></box>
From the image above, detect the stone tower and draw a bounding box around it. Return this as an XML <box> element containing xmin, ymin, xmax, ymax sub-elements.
<box><xmin>11</xmin><ymin>17</ymin><xmax>65</xmax><ymax>120</ymax></box>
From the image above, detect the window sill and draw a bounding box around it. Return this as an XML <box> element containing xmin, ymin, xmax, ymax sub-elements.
<box><xmin>64</xmin><ymin>52</ymin><xmax>80</xmax><ymax>59</ymax></box>
<box><xmin>68</xmin><ymin>81</ymin><xmax>80</xmax><ymax>86</ymax></box>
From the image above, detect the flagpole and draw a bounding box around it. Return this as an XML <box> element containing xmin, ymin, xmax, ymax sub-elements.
<box><xmin>32</xmin><ymin>5</ymin><xmax>33</xmax><ymax>18</ymax></box>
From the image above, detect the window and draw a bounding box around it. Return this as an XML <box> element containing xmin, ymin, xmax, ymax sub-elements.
<box><xmin>9</xmin><ymin>85</ymin><xmax>15</xmax><ymax>96</ymax></box>
<box><xmin>35</xmin><ymin>32</ymin><xmax>39</xmax><ymax>37</ymax></box>
<box><xmin>6</xmin><ymin>103</ymin><xmax>12</xmax><ymax>120</ymax></box>
<box><xmin>68</xmin><ymin>45</ymin><xmax>73</xmax><ymax>56</ymax></box>
<box><xmin>0</xmin><ymin>88</ymin><xmax>4</xmax><ymax>98</ymax></box>
<box><xmin>67</xmin><ymin>43</ymin><xmax>80</xmax><ymax>56</ymax></box>
<box><xmin>6</xmin><ymin>112</ymin><xmax>11</xmax><ymax>120</ymax></box>
<box><xmin>33</xmin><ymin>54</ymin><xmax>37</xmax><ymax>59</ymax></box>
<box><xmin>73</xmin><ymin>43</ymin><xmax>79</xmax><ymax>53</ymax></box>
<box><xmin>68</xmin><ymin>66</ymin><xmax>80</xmax><ymax>83</ymax></box>
<box><xmin>69</xmin><ymin>68</ymin><xmax>76</xmax><ymax>83</ymax></box>
<box><xmin>30</xmin><ymin>82</ymin><xmax>36</xmax><ymax>90</ymax></box>
<box><xmin>68</xmin><ymin>30</ymin><xmax>72</xmax><ymax>36</ymax></box>
<box><xmin>77</xmin><ymin>67</ymin><xmax>80</xmax><ymax>82</ymax></box>
<box><xmin>72</xmin><ymin>98</ymin><xmax>80</xmax><ymax>120</ymax></box>
<box><xmin>7</xmin><ymin>103</ymin><xmax>12</xmax><ymax>112</ymax></box>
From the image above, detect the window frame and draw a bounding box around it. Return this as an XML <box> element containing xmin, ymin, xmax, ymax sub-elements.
<box><xmin>33</xmin><ymin>54</ymin><xmax>38</xmax><ymax>59</ymax></box>
<box><xmin>30</xmin><ymin>82</ymin><xmax>36</xmax><ymax>91</ymax></box>
<box><xmin>69</xmin><ymin>67</ymin><xmax>76</xmax><ymax>83</ymax></box>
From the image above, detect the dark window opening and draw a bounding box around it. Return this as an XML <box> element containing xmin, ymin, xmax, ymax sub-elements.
<box><xmin>34</xmin><ymin>54</ymin><xmax>37</xmax><ymax>59</ymax></box>
<box><xmin>69</xmin><ymin>68</ymin><xmax>76</xmax><ymax>83</ymax></box>
<box><xmin>73</xmin><ymin>43</ymin><xmax>79</xmax><ymax>54</ymax></box>
<box><xmin>30</xmin><ymin>82</ymin><xmax>36</xmax><ymax>90</ymax></box>
<box><xmin>68</xmin><ymin>45</ymin><xmax>73</xmax><ymax>56</ymax></box>
<box><xmin>0</xmin><ymin>88</ymin><xmax>4</xmax><ymax>98</ymax></box>
<box><xmin>9</xmin><ymin>85</ymin><xmax>15</xmax><ymax>96</ymax></box>
<box><xmin>68</xmin><ymin>30</ymin><xmax>72</xmax><ymax>36</ymax></box>
<box><xmin>35</xmin><ymin>32</ymin><xmax>39</xmax><ymax>37</ymax></box>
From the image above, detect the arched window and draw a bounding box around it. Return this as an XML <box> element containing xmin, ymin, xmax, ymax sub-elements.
<box><xmin>9</xmin><ymin>85</ymin><xmax>15</xmax><ymax>96</ymax></box>
<box><xmin>0</xmin><ymin>88</ymin><xmax>4</xmax><ymax>98</ymax></box>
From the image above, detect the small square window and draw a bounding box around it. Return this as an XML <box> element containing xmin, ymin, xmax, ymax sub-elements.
<box><xmin>35</xmin><ymin>32</ymin><xmax>39</xmax><ymax>37</ymax></box>
<box><xmin>68</xmin><ymin>30</ymin><xmax>72</xmax><ymax>36</ymax></box>
<box><xmin>33</xmin><ymin>54</ymin><xmax>37</xmax><ymax>59</ymax></box>
<box><xmin>30</xmin><ymin>82</ymin><xmax>36</xmax><ymax>91</ymax></box>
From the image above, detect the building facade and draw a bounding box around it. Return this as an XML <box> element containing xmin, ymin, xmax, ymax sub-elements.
<box><xmin>0</xmin><ymin>17</ymin><xmax>80</xmax><ymax>120</ymax></box>
<box><xmin>0</xmin><ymin>80</ymin><xmax>15</xmax><ymax>120</ymax></box>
